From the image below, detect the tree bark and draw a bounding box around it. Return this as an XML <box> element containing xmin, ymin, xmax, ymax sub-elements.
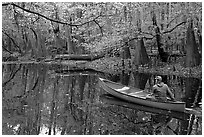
<box><xmin>183</xmin><ymin>77</ymin><xmax>200</xmax><ymax>108</ymax></box>
<box><xmin>132</xmin><ymin>38</ymin><xmax>149</xmax><ymax>66</ymax></box>
<box><xmin>65</xmin><ymin>24</ymin><xmax>75</xmax><ymax>54</ymax></box>
<box><xmin>121</xmin><ymin>42</ymin><xmax>131</xmax><ymax>59</ymax></box>
<box><xmin>35</xmin><ymin>29</ymin><xmax>46</xmax><ymax>58</ymax></box>
<box><xmin>185</xmin><ymin>19</ymin><xmax>201</xmax><ymax>67</ymax></box>
<box><xmin>120</xmin><ymin>71</ymin><xmax>130</xmax><ymax>86</ymax></box>
<box><xmin>78</xmin><ymin>75</ymin><xmax>87</xmax><ymax>101</ymax></box>
<box><xmin>133</xmin><ymin>72</ymin><xmax>150</xmax><ymax>90</ymax></box>
<box><xmin>151</xmin><ymin>6</ymin><xmax>169</xmax><ymax>62</ymax></box>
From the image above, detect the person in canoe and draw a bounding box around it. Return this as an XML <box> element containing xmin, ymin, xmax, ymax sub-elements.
<box><xmin>147</xmin><ymin>76</ymin><xmax>175</xmax><ymax>102</ymax></box>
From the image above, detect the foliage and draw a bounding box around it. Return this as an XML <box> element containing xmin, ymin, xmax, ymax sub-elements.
<box><xmin>2</xmin><ymin>2</ymin><xmax>202</xmax><ymax>65</ymax></box>
<box><xmin>87</xmin><ymin>57</ymin><xmax>201</xmax><ymax>79</ymax></box>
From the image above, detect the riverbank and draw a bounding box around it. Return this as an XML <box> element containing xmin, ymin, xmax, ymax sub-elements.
<box><xmin>86</xmin><ymin>57</ymin><xmax>202</xmax><ymax>78</ymax></box>
<box><xmin>2</xmin><ymin>57</ymin><xmax>202</xmax><ymax>78</ymax></box>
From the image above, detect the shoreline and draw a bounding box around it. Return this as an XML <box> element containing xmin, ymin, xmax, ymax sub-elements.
<box><xmin>2</xmin><ymin>57</ymin><xmax>202</xmax><ymax>79</ymax></box>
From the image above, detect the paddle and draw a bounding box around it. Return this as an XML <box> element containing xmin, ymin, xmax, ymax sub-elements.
<box><xmin>116</xmin><ymin>86</ymin><xmax>130</xmax><ymax>92</ymax></box>
<box><xmin>185</xmin><ymin>107</ymin><xmax>202</xmax><ymax>117</ymax></box>
<box><xmin>128</xmin><ymin>90</ymin><xmax>144</xmax><ymax>95</ymax></box>
<box><xmin>128</xmin><ymin>90</ymin><xmax>150</xmax><ymax>99</ymax></box>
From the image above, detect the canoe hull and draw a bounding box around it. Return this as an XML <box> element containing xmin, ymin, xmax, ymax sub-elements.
<box><xmin>100</xmin><ymin>94</ymin><xmax>189</xmax><ymax>120</ymax></box>
<box><xmin>99</xmin><ymin>78</ymin><xmax>186</xmax><ymax>112</ymax></box>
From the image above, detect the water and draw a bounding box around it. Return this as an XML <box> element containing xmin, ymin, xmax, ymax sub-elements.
<box><xmin>2</xmin><ymin>63</ymin><xmax>202</xmax><ymax>135</ymax></box>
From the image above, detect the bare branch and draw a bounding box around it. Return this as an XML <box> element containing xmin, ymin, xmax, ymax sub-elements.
<box><xmin>2</xmin><ymin>3</ymin><xmax>11</xmax><ymax>6</ymax></box>
<box><xmin>162</xmin><ymin>21</ymin><xmax>186</xmax><ymax>34</ymax></box>
<box><xmin>2</xmin><ymin>46</ymin><xmax>13</xmax><ymax>54</ymax></box>
<box><xmin>166</xmin><ymin>12</ymin><xmax>184</xmax><ymax>28</ymax></box>
<box><xmin>3</xmin><ymin>65</ymin><xmax>22</xmax><ymax>87</ymax></box>
<box><xmin>2</xmin><ymin>2</ymin><xmax>102</xmax><ymax>27</ymax></box>
<box><xmin>2</xmin><ymin>30</ymin><xmax>22</xmax><ymax>53</ymax></box>
<box><xmin>93</xmin><ymin>20</ymin><xmax>103</xmax><ymax>36</ymax></box>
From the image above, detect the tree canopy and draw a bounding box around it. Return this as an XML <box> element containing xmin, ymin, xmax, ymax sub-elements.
<box><xmin>2</xmin><ymin>2</ymin><xmax>202</xmax><ymax>66</ymax></box>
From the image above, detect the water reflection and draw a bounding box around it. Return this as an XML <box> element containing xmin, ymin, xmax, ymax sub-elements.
<box><xmin>2</xmin><ymin>64</ymin><xmax>202</xmax><ymax>135</ymax></box>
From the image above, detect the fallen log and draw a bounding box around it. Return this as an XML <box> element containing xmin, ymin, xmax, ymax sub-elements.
<box><xmin>54</xmin><ymin>53</ymin><xmax>105</xmax><ymax>61</ymax></box>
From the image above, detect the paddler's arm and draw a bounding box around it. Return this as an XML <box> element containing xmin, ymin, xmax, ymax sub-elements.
<box><xmin>166</xmin><ymin>86</ymin><xmax>176</xmax><ymax>101</ymax></box>
<box><xmin>152</xmin><ymin>85</ymin><xmax>157</xmax><ymax>94</ymax></box>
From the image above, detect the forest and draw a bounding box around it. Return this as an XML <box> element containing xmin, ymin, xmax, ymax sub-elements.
<box><xmin>2</xmin><ymin>2</ymin><xmax>202</xmax><ymax>77</ymax></box>
<box><xmin>2</xmin><ymin>2</ymin><xmax>202</xmax><ymax>135</ymax></box>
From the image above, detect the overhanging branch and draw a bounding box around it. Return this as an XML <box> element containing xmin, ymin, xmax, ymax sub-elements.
<box><xmin>162</xmin><ymin>21</ymin><xmax>186</xmax><ymax>34</ymax></box>
<box><xmin>2</xmin><ymin>2</ymin><xmax>102</xmax><ymax>27</ymax></box>
<box><xmin>166</xmin><ymin>12</ymin><xmax>184</xmax><ymax>28</ymax></box>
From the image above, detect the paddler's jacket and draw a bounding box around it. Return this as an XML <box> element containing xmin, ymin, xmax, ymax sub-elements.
<box><xmin>153</xmin><ymin>82</ymin><xmax>175</xmax><ymax>101</ymax></box>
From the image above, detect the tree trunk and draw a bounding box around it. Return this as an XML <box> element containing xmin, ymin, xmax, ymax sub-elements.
<box><xmin>133</xmin><ymin>38</ymin><xmax>149</xmax><ymax>66</ymax></box>
<box><xmin>120</xmin><ymin>71</ymin><xmax>130</xmax><ymax>86</ymax></box>
<box><xmin>183</xmin><ymin>77</ymin><xmax>200</xmax><ymax>108</ymax></box>
<box><xmin>105</xmin><ymin>3</ymin><xmax>112</xmax><ymax>34</ymax></box>
<box><xmin>29</xmin><ymin>29</ymin><xmax>38</xmax><ymax>58</ymax></box>
<box><xmin>35</xmin><ymin>29</ymin><xmax>46</xmax><ymax>58</ymax></box>
<box><xmin>195</xmin><ymin>29</ymin><xmax>202</xmax><ymax>55</ymax></box>
<box><xmin>166</xmin><ymin>3</ymin><xmax>170</xmax><ymax>28</ymax></box>
<box><xmin>78</xmin><ymin>75</ymin><xmax>87</xmax><ymax>101</ymax></box>
<box><xmin>185</xmin><ymin>19</ymin><xmax>201</xmax><ymax>67</ymax></box>
<box><xmin>133</xmin><ymin>72</ymin><xmax>150</xmax><ymax>90</ymax></box>
<box><xmin>180</xmin><ymin>38</ymin><xmax>186</xmax><ymax>54</ymax></box>
<box><xmin>179</xmin><ymin>117</ymin><xmax>189</xmax><ymax>135</ymax></box>
<box><xmin>21</xmin><ymin>28</ymin><xmax>29</xmax><ymax>55</ymax></box>
<box><xmin>65</xmin><ymin>24</ymin><xmax>75</xmax><ymax>54</ymax></box>
<box><xmin>123</xmin><ymin>5</ymin><xmax>128</xmax><ymax>22</ymax></box>
<box><xmin>197</xmin><ymin>31</ymin><xmax>202</xmax><ymax>54</ymax></box>
<box><xmin>121</xmin><ymin>42</ymin><xmax>131</xmax><ymax>59</ymax></box>
<box><xmin>151</xmin><ymin>7</ymin><xmax>169</xmax><ymax>62</ymax></box>
<box><xmin>160</xmin><ymin>3</ymin><xmax>165</xmax><ymax>31</ymax></box>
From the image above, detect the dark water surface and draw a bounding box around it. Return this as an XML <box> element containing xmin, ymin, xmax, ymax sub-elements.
<box><xmin>2</xmin><ymin>63</ymin><xmax>202</xmax><ymax>135</ymax></box>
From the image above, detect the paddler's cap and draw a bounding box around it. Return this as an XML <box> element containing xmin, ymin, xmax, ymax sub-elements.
<box><xmin>155</xmin><ymin>76</ymin><xmax>162</xmax><ymax>81</ymax></box>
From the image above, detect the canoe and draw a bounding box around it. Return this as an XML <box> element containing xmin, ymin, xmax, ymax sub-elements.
<box><xmin>98</xmin><ymin>77</ymin><xmax>186</xmax><ymax>112</ymax></box>
<box><xmin>100</xmin><ymin>94</ymin><xmax>189</xmax><ymax>120</ymax></box>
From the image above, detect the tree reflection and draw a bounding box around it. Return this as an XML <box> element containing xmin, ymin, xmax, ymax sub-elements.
<box><xmin>183</xmin><ymin>77</ymin><xmax>201</xmax><ymax>108</ymax></box>
<box><xmin>2</xmin><ymin>64</ymin><xmax>202</xmax><ymax>135</ymax></box>
<box><xmin>151</xmin><ymin>114</ymin><xmax>172</xmax><ymax>135</ymax></box>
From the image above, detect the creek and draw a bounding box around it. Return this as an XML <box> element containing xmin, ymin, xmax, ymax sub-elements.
<box><xmin>2</xmin><ymin>63</ymin><xmax>202</xmax><ymax>135</ymax></box>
